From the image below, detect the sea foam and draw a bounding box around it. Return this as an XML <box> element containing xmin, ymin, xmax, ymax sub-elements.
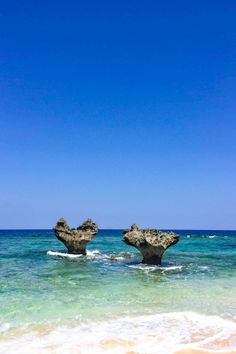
<box><xmin>47</xmin><ymin>251</ymin><xmax>83</xmax><ymax>259</ymax></box>
<box><xmin>0</xmin><ymin>312</ymin><xmax>235</xmax><ymax>354</ymax></box>
<box><xmin>47</xmin><ymin>250</ymin><xmax>134</xmax><ymax>262</ymax></box>
<box><xmin>128</xmin><ymin>264</ymin><xmax>183</xmax><ymax>273</ymax></box>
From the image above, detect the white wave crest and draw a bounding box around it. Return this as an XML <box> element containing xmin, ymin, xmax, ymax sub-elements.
<box><xmin>0</xmin><ymin>312</ymin><xmax>235</xmax><ymax>354</ymax></box>
<box><xmin>128</xmin><ymin>264</ymin><xmax>183</xmax><ymax>273</ymax></box>
<box><xmin>47</xmin><ymin>250</ymin><xmax>135</xmax><ymax>262</ymax></box>
<box><xmin>47</xmin><ymin>251</ymin><xmax>83</xmax><ymax>259</ymax></box>
<box><xmin>47</xmin><ymin>250</ymin><xmax>104</xmax><ymax>259</ymax></box>
<box><xmin>86</xmin><ymin>250</ymin><xmax>102</xmax><ymax>257</ymax></box>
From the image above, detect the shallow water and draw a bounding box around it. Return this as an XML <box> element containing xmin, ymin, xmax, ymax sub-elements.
<box><xmin>0</xmin><ymin>229</ymin><xmax>236</xmax><ymax>353</ymax></box>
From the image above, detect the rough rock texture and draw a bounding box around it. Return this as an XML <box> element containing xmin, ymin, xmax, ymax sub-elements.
<box><xmin>53</xmin><ymin>218</ymin><xmax>98</xmax><ymax>255</ymax></box>
<box><xmin>123</xmin><ymin>224</ymin><xmax>179</xmax><ymax>265</ymax></box>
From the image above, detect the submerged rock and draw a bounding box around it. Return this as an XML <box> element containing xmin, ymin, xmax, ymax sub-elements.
<box><xmin>53</xmin><ymin>218</ymin><xmax>98</xmax><ymax>255</ymax></box>
<box><xmin>123</xmin><ymin>224</ymin><xmax>179</xmax><ymax>265</ymax></box>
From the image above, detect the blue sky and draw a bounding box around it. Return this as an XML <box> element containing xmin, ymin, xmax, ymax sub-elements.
<box><xmin>0</xmin><ymin>1</ymin><xmax>236</xmax><ymax>229</ymax></box>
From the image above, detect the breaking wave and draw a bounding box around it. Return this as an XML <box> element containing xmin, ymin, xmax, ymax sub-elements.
<box><xmin>0</xmin><ymin>312</ymin><xmax>235</xmax><ymax>354</ymax></box>
<box><xmin>47</xmin><ymin>250</ymin><xmax>135</xmax><ymax>262</ymax></box>
<box><xmin>47</xmin><ymin>251</ymin><xmax>83</xmax><ymax>259</ymax></box>
<box><xmin>128</xmin><ymin>264</ymin><xmax>183</xmax><ymax>273</ymax></box>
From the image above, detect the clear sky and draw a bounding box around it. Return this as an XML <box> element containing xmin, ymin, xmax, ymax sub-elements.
<box><xmin>0</xmin><ymin>1</ymin><xmax>236</xmax><ymax>229</ymax></box>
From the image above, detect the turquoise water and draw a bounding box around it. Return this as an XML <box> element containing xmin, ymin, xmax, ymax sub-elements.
<box><xmin>0</xmin><ymin>229</ymin><xmax>236</xmax><ymax>353</ymax></box>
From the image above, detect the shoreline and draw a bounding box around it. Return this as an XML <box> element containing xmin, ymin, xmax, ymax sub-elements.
<box><xmin>1</xmin><ymin>230</ymin><xmax>235</xmax><ymax>354</ymax></box>
<box><xmin>1</xmin><ymin>313</ymin><xmax>236</xmax><ymax>354</ymax></box>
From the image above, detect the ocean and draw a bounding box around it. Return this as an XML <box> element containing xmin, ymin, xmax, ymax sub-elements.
<box><xmin>0</xmin><ymin>229</ymin><xmax>235</xmax><ymax>353</ymax></box>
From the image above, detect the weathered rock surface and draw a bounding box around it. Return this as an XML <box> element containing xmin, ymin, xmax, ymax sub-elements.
<box><xmin>53</xmin><ymin>218</ymin><xmax>98</xmax><ymax>255</ymax></box>
<box><xmin>123</xmin><ymin>224</ymin><xmax>179</xmax><ymax>265</ymax></box>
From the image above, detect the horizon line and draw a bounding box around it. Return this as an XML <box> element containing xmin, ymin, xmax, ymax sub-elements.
<box><xmin>1</xmin><ymin>228</ymin><xmax>236</xmax><ymax>232</ymax></box>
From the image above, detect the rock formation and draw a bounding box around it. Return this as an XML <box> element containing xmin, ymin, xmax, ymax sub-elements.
<box><xmin>53</xmin><ymin>218</ymin><xmax>98</xmax><ymax>255</ymax></box>
<box><xmin>123</xmin><ymin>224</ymin><xmax>179</xmax><ymax>265</ymax></box>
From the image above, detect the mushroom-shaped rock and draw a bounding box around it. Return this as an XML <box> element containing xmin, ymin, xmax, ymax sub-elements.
<box><xmin>53</xmin><ymin>218</ymin><xmax>98</xmax><ymax>255</ymax></box>
<box><xmin>123</xmin><ymin>224</ymin><xmax>179</xmax><ymax>265</ymax></box>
